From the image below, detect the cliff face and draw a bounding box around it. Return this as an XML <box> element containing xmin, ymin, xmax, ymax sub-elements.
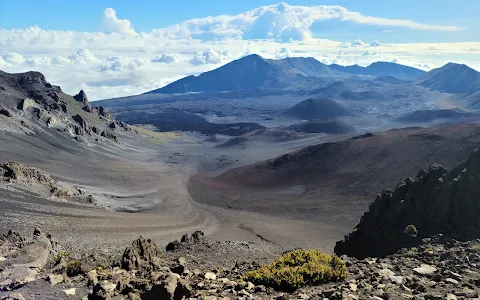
<box><xmin>335</xmin><ymin>148</ymin><xmax>480</xmax><ymax>259</ymax></box>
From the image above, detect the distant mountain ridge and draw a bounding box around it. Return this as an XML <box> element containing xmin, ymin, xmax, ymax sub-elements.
<box><xmin>328</xmin><ymin>61</ymin><xmax>426</xmax><ymax>81</ymax></box>
<box><xmin>145</xmin><ymin>55</ymin><xmax>427</xmax><ymax>94</ymax></box>
<box><xmin>146</xmin><ymin>54</ymin><xmax>345</xmax><ymax>94</ymax></box>
<box><xmin>419</xmin><ymin>63</ymin><xmax>480</xmax><ymax>94</ymax></box>
<box><xmin>419</xmin><ymin>63</ymin><xmax>480</xmax><ymax>108</ymax></box>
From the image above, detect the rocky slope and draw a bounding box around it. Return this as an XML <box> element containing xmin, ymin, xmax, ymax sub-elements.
<box><xmin>0</xmin><ymin>70</ymin><xmax>133</xmax><ymax>144</ymax></box>
<box><xmin>335</xmin><ymin>148</ymin><xmax>480</xmax><ymax>259</ymax></box>
<box><xmin>1</xmin><ymin>229</ymin><xmax>479</xmax><ymax>300</ymax></box>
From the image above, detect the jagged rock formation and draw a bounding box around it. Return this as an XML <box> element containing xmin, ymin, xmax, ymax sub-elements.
<box><xmin>73</xmin><ymin>90</ymin><xmax>89</xmax><ymax>105</ymax></box>
<box><xmin>98</xmin><ymin>106</ymin><xmax>111</xmax><ymax>119</ymax></box>
<box><xmin>121</xmin><ymin>237</ymin><xmax>158</xmax><ymax>271</ymax></box>
<box><xmin>166</xmin><ymin>231</ymin><xmax>206</xmax><ymax>251</ymax></box>
<box><xmin>0</xmin><ymin>70</ymin><xmax>130</xmax><ymax>142</ymax></box>
<box><xmin>335</xmin><ymin>148</ymin><xmax>480</xmax><ymax>259</ymax></box>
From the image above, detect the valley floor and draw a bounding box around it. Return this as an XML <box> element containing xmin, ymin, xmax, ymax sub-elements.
<box><xmin>0</xmin><ymin>130</ymin><xmax>355</xmax><ymax>254</ymax></box>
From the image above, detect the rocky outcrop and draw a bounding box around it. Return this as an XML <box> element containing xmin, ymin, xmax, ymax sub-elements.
<box><xmin>98</xmin><ymin>106</ymin><xmax>111</xmax><ymax>119</ymax></box>
<box><xmin>73</xmin><ymin>90</ymin><xmax>89</xmax><ymax>105</ymax></box>
<box><xmin>121</xmin><ymin>237</ymin><xmax>158</xmax><ymax>271</ymax></box>
<box><xmin>72</xmin><ymin>114</ymin><xmax>91</xmax><ymax>135</ymax></box>
<box><xmin>100</xmin><ymin>130</ymin><xmax>117</xmax><ymax>141</ymax></box>
<box><xmin>166</xmin><ymin>231</ymin><xmax>206</xmax><ymax>252</ymax></box>
<box><xmin>335</xmin><ymin>148</ymin><xmax>480</xmax><ymax>259</ymax></box>
<box><xmin>0</xmin><ymin>162</ymin><xmax>56</xmax><ymax>185</ymax></box>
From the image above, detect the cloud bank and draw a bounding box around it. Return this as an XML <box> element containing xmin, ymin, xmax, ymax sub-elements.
<box><xmin>0</xmin><ymin>3</ymin><xmax>476</xmax><ymax>100</ymax></box>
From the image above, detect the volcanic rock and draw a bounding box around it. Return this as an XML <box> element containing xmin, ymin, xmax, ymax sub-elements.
<box><xmin>98</xmin><ymin>106</ymin><xmax>111</xmax><ymax>119</ymax></box>
<box><xmin>121</xmin><ymin>236</ymin><xmax>158</xmax><ymax>271</ymax></box>
<box><xmin>0</xmin><ymin>107</ymin><xmax>11</xmax><ymax>117</ymax></box>
<box><xmin>73</xmin><ymin>90</ymin><xmax>89</xmax><ymax>105</ymax></box>
<box><xmin>0</xmin><ymin>162</ymin><xmax>56</xmax><ymax>185</ymax></box>
<box><xmin>335</xmin><ymin>148</ymin><xmax>480</xmax><ymax>258</ymax></box>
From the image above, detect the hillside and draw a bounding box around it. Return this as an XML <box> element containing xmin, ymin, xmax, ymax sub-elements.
<box><xmin>283</xmin><ymin>119</ymin><xmax>357</xmax><ymax>134</ymax></box>
<box><xmin>282</xmin><ymin>98</ymin><xmax>356</xmax><ymax>120</ymax></box>
<box><xmin>188</xmin><ymin>125</ymin><xmax>480</xmax><ymax>224</ymax></box>
<box><xmin>329</xmin><ymin>61</ymin><xmax>426</xmax><ymax>80</ymax></box>
<box><xmin>0</xmin><ymin>70</ymin><xmax>131</xmax><ymax>143</ymax></box>
<box><xmin>419</xmin><ymin>63</ymin><xmax>480</xmax><ymax>94</ymax></box>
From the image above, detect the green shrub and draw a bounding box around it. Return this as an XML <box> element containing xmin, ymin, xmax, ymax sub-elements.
<box><xmin>66</xmin><ymin>260</ymin><xmax>82</xmax><ymax>276</ymax></box>
<box><xmin>471</xmin><ymin>244</ymin><xmax>480</xmax><ymax>252</ymax></box>
<box><xmin>404</xmin><ymin>224</ymin><xmax>418</xmax><ymax>235</ymax></box>
<box><xmin>243</xmin><ymin>249</ymin><xmax>347</xmax><ymax>291</ymax></box>
<box><xmin>49</xmin><ymin>250</ymin><xmax>69</xmax><ymax>266</ymax></box>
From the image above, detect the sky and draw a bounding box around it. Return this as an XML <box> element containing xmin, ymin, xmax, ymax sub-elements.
<box><xmin>1</xmin><ymin>1</ymin><xmax>479</xmax><ymax>100</ymax></box>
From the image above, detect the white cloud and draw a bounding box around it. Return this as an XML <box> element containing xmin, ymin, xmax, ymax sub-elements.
<box><xmin>190</xmin><ymin>48</ymin><xmax>231</xmax><ymax>65</ymax></box>
<box><xmin>370</xmin><ymin>40</ymin><xmax>381</xmax><ymax>47</ymax></box>
<box><xmin>152</xmin><ymin>53</ymin><xmax>182</xmax><ymax>64</ymax></box>
<box><xmin>99</xmin><ymin>8</ymin><xmax>135</xmax><ymax>34</ymax></box>
<box><xmin>2</xmin><ymin>52</ymin><xmax>26</xmax><ymax>64</ymax></box>
<box><xmin>351</xmin><ymin>39</ymin><xmax>366</xmax><ymax>47</ymax></box>
<box><xmin>99</xmin><ymin>56</ymin><xmax>150</xmax><ymax>72</ymax></box>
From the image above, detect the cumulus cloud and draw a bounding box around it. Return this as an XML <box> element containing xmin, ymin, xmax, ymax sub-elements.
<box><xmin>190</xmin><ymin>49</ymin><xmax>231</xmax><ymax>65</ymax></box>
<box><xmin>2</xmin><ymin>52</ymin><xmax>26</xmax><ymax>64</ymax></box>
<box><xmin>99</xmin><ymin>8</ymin><xmax>135</xmax><ymax>34</ymax></box>
<box><xmin>152</xmin><ymin>53</ymin><xmax>182</xmax><ymax>64</ymax></box>
<box><xmin>351</xmin><ymin>39</ymin><xmax>366</xmax><ymax>47</ymax></box>
<box><xmin>370</xmin><ymin>40</ymin><xmax>381</xmax><ymax>47</ymax></box>
<box><xmin>99</xmin><ymin>56</ymin><xmax>150</xmax><ymax>72</ymax></box>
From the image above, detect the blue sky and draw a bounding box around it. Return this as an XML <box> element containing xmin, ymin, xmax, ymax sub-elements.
<box><xmin>0</xmin><ymin>1</ymin><xmax>479</xmax><ymax>99</ymax></box>
<box><xmin>1</xmin><ymin>0</ymin><xmax>479</xmax><ymax>42</ymax></box>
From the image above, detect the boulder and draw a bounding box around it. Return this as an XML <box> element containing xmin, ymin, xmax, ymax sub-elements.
<box><xmin>0</xmin><ymin>107</ymin><xmax>11</xmax><ymax>117</ymax></box>
<box><xmin>121</xmin><ymin>236</ymin><xmax>158</xmax><ymax>271</ymax></box>
<box><xmin>143</xmin><ymin>273</ymin><xmax>192</xmax><ymax>300</ymax></box>
<box><xmin>17</xmin><ymin>98</ymin><xmax>35</xmax><ymax>111</ymax></box>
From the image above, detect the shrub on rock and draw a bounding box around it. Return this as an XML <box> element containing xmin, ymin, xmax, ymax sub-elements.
<box><xmin>244</xmin><ymin>249</ymin><xmax>347</xmax><ymax>291</ymax></box>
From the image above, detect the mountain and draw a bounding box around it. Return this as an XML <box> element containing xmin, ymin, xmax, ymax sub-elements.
<box><xmin>328</xmin><ymin>61</ymin><xmax>426</xmax><ymax>80</ymax></box>
<box><xmin>335</xmin><ymin>148</ymin><xmax>480</xmax><ymax>258</ymax></box>
<box><xmin>145</xmin><ymin>54</ymin><xmax>346</xmax><ymax>94</ymax></box>
<box><xmin>283</xmin><ymin>119</ymin><xmax>357</xmax><ymax>134</ymax></box>
<box><xmin>396</xmin><ymin>108</ymin><xmax>479</xmax><ymax>124</ymax></box>
<box><xmin>282</xmin><ymin>98</ymin><xmax>356</xmax><ymax>120</ymax></box>
<box><xmin>418</xmin><ymin>63</ymin><xmax>480</xmax><ymax>94</ymax></box>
